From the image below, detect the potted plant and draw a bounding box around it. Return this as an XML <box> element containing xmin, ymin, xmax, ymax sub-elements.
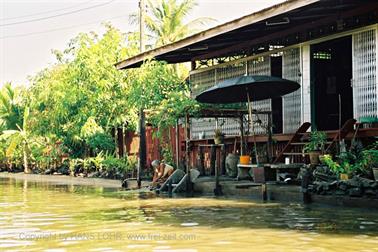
<box><xmin>320</xmin><ymin>154</ymin><xmax>349</xmax><ymax>180</ymax></box>
<box><xmin>360</xmin><ymin>148</ymin><xmax>378</xmax><ymax>181</ymax></box>
<box><xmin>304</xmin><ymin>131</ymin><xmax>327</xmax><ymax>165</ymax></box>
<box><xmin>214</xmin><ymin>128</ymin><xmax>224</xmax><ymax>144</ymax></box>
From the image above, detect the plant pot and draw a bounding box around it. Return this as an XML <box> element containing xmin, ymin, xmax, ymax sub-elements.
<box><xmin>308</xmin><ymin>151</ymin><xmax>321</xmax><ymax>165</ymax></box>
<box><xmin>239</xmin><ymin>155</ymin><xmax>251</xmax><ymax>165</ymax></box>
<box><xmin>339</xmin><ymin>173</ymin><xmax>349</xmax><ymax>180</ymax></box>
<box><xmin>373</xmin><ymin>168</ymin><xmax>378</xmax><ymax>181</ymax></box>
<box><xmin>226</xmin><ymin>153</ymin><xmax>239</xmax><ymax>177</ymax></box>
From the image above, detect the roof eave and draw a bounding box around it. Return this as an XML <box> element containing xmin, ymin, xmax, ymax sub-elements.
<box><xmin>115</xmin><ymin>0</ymin><xmax>320</xmax><ymax>70</ymax></box>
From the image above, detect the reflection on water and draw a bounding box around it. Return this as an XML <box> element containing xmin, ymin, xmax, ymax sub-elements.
<box><xmin>1</xmin><ymin>177</ymin><xmax>378</xmax><ymax>252</ymax></box>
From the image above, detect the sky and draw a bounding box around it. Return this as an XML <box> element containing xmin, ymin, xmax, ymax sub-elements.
<box><xmin>0</xmin><ymin>0</ymin><xmax>285</xmax><ymax>86</ymax></box>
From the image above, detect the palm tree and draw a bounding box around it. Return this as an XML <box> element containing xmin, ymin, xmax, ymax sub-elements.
<box><xmin>130</xmin><ymin>0</ymin><xmax>215</xmax><ymax>47</ymax></box>
<box><xmin>2</xmin><ymin>106</ymin><xmax>32</xmax><ymax>173</ymax></box>
<box><xmin>0</xmin><ymin>83</ymin><xmax>23</xmax><ymax>130</ymax></box>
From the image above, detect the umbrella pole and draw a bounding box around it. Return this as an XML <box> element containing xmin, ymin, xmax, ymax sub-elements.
<box><xmin>247</xmin><ymin>93</ymin><xmax>259</xmax><ymax>166</ymax></box>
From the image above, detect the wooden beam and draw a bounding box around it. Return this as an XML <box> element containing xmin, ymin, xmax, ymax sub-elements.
<box><xmin>193</xmin><ymin>2</ymin><xmax>378</xmax><ymax>61</ymax></box>
<box><xmin>188</xmin><ymin>127</ymin><xmax>378</xmax><ymax>145</ymax></box>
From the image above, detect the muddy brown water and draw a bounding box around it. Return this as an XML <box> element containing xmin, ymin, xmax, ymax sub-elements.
<box><xmin>0</xmin><ymin>177</ymin><xmax>378</xmax><ymax>251</ymax></box>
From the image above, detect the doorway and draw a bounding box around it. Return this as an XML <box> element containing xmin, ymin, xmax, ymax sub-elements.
<box><xmin>271</xmin><ymin>55</ymin><xmax>283</xmax><ymax>134</ymax></box>
<box><xmin>311</xmin><ymin>36</ymin><xmax>353</xmax><ymax>131</ymax></box>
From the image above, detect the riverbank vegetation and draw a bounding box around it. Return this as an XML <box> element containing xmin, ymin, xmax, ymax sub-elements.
<box><xmin>0</xmin><ymin>0</ymin><xmax>210</xmax><ymax>179</ymax></box>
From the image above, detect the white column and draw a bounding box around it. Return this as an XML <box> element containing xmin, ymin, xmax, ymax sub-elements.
<box><xmin>301</xmin><ymin>44</ymin><xmax>311</xmax><ymax>129</ymax></box>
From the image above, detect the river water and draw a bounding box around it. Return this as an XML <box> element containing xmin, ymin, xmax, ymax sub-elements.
<box><xmin>0</xmin><ymin>177</ymin><xmax>378</xmax><ymax>252</ymax></box>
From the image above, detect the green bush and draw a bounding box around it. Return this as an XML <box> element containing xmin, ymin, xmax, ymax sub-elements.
<box><xmin>321</xmin><ymin>141</ymin><xmax>378</xmax><ymax>179</ymax></box>
<box><xmin>357</xmin><ymin>147</ymin><xmax>378</xmax><ymax>178</ymax></box>
<box><xmin>86</xmin><ymin>132</ymin><xmax>115</xmax><ymax>155</ymax></box>
<box><xmin>100</xmin><ymin>155</ymin><xmax>127</xmax><ymax>179</ymax></box>
<box><xmin>65</xmin><ymin>153</ymin><xmax>138</xmax><ymax>179</ymax></box>
<box><xmin>161</xmin><ymin>144</ymin><xmax>174</xmax><ymax>166</ymax></box>
<box><xmin>69</xmin><ymin>158</ymin><xmax>84</xmax><ymax>174</ymax></box>
<box><xmin>321</xmin><ymin>154</ymin><xmax>347</xmax><ymax>175</ymax></box>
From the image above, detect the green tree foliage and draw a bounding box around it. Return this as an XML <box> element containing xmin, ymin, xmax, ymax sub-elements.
<box><xmin>131</xmin><ymin>0</ymin><xmax>214</xmax><ymax>47</ymax></box>
<box><xmin>29</xmin><ymin>24</ymin><xmax>137</xmax><ymax>156</ymax></box>
<box><xmin>127</xmin><ymin>61</ymin><xmax>184</xmax><ymax>109</ymax></box>
<box><xmin>81</xmin><ymin>117</ymin><xmax>115</xmax><ymax>155</ymax></box>
<box><xmin>0</xmin><ymin>83</ymin><xmax>24</xmax><ymax>131</ymax></box>
<box><xmin>1</xmin><ymin>106</ymin><xmax>32</xmax><ymax>173</ymax></box>
<box><xmin>128</xmin><ymin>0</ymin><xmax>213</xmax><ymax>130</ymax></box>
<box><xmin>0</xmin><ymin>1</ymin><xmax>214</xmax><ymax>174</ymax></box>
<box><xmin>127</xmin><ymin>61</ymin><xmax>201</xmax><ymax>132</ymax></box>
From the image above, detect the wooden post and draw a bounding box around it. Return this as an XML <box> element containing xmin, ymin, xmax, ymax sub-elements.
<box><xmin>261</xmin><ymin>183</ymin><xmax>267</xmax><ymax>201</ymax></box>
<box><xmin>221</xmin><ymin>144</ymin><xmax>226</xmax><ymax>175</ymax></box>
<box><xmin>175</xmin><ymin>119</ymin><xmax>180</xmax><ymax>168</ymax></box>
<box><xmin>137</xmin><ymin>0</ymin><xmax>145</xmax><ymax>189</ymax></box>
<box><xmin>198</xmin><ymin>145</ymin><xmax>205</xmax><ymax>175</ymax></box>
<box><xmin>137</xmin><ymin>108</ymin><xmax>146</xmax><ymax>189</ymax></box>
<box><xmin>301</xmin><ymin>167</ymin><xmax>312</xmax><ymax>204</ymax></box>
<box><xmin>239</xmin><ymin>115</ymin><xmax>244</xmax><ymax>155</ymax></box>
<box><xmin>185</xmin><ymin>114</ymin><xmax>192</xmax><ymax>193</ymax></box>
<box><xmin>168</xmin><ymin>179</ymin><xmax>173</xmax><ymax>198</ymax></box>
<box><xmin>214</xmin><ymin>154</ymin><xmax>223</xmax><ymax>196</ymax></box>
<box><xmin>210</xmin><ymin>145</ymin><xmax>216</xmax><ymax>176</ymax></box>
<box><xmin>117</xmin><ymin>127</ymin><xmax>124</xmax><ymax>157</ymax></box>
<box><xmin>267</xmin><ymin>112</ymin><xmax>273</xmax><ymax>163</ymax></box>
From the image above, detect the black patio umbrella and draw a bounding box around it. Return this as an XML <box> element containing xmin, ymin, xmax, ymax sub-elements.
<box><xmin>196</xmin><ymin>75</ymin><xmax>300</xmax><ymax>104</ymax></box>
<box><xmin>195</xmin><ymin>75</ymin><xmax>300</xmax><ymax>164</ymax></box>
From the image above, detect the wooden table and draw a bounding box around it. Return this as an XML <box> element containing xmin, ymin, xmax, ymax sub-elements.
<box><xmin>236</xmin><ymin>164</ymin><xmax>254</xmax><ymax>180</ymax></box>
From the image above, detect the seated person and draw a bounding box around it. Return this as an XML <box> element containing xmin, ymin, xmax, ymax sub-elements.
<box><xmin>151</xmin><ymin>160</ymin><xmax>174</xmax><ymax>187</ymax></box>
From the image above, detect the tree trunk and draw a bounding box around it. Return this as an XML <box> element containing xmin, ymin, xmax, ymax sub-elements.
<box><xmin>23</xmin><ymin>146</ymin><xmax>30</xmax><ymax>174</ymax></box>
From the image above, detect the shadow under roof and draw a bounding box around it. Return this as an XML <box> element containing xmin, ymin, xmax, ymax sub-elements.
<box><xmin>116</xmin><ymin>0</ymin><xmax>378</xmax><ymax>70</ymax></box>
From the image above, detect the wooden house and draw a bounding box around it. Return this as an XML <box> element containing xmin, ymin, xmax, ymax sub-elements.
<box><xmin>117</xmin><ymin>0</ymin><xmax>378</xmax><ymax>173</ymax></box>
